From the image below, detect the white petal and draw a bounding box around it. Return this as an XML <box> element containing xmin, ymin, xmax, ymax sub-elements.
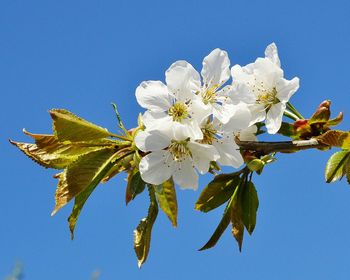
<box><xmin>230</xmin><ymin>83</ymin><xmax>257</xmax><ymax>105</ymax></box>
<box><xmin>165</xmin><ymin>60</ymin><xmax>201</xmax><ymax>101</ymax></box>
<box><xmin>139</xmin><ymin>151</ymin><xmax>175</xmax><ymax>185</ymax></box>
<box><xmin>238</xmin><ymin>125</ymin><xmax>258</xmax><ymax>141</ymax></box>
<box><xmin>211</xmin><ymin>103</ymin><xmax>232</xmax><ymax>124</ymax></box>
<box><xmin>188</xmin><ymin>142</ymin><xmax>220</xmax><ymax>174</ymax></box>
<box><xmin>253</xmin><ymin>58</ymin><xmax>283</xmax><ymax>89</ymax></box>
<box><xmin>141</xmin><ymin>111</ymin><xmax>169</xmax><ymax>128</ymax></box>
<box><xmin>248</xmin><ymin>104</ymin><xmax>266</xmax><ymax>126</ymax></box>
<box><xmin>134</xmin><ymin>130</ymin><xmax>171</xmax><ymax>152</ymax></box>
<box><xmin>216</xmin><ymin>84</ymin><xmax>234</xmax><ymax>99</ymax></box>
<box><xmin>188</xmin><ymin>96</ymin><xmax>212</xmax><ymax>124</ymax></box>
<box><xmin>266</xmin><ymin>103</ymin><xmax>286</xmax><ymax>134</ymax></box>
<box><xmin>212</xmin><ymin>117</ymin><xmax>224</xmax><ymax>132</ymax></box>
<box><xmin>265</xmin><ymin>43</ymin><xmax>281</xmax><ymax>67</ymax></box>
<box><xmin>135</xmin><ymin>81</ymin><xmax>172</xmax><ymax>111</ymax></box>
<box><xmin>172</xmin><ymin>120</ymin><xmax>203</xmax><ymax>141</ymax></box>
<box><xmin>201</xmin><ymin>48</ymin><xmax>230</xmax><ymax>88</ymax></box>
<box><xmin>173</xmin><ymin>159</ymin><xmax>198</xmax><ymax>190</ymax></box>
<box><xmin>276</xmin><ymin>77</ymin><xmax>300</xmax><ymax>103</ymax></box>
<box><xmin>223</xmin><ymin>102</ymin><xmax>252</xmax><ymax>132</ymax></box>
<box><xmin>231</xmin><ymin>63</ymin><xmax>255</xmax><ymax>78</ymax></box>
<box><xmin>213</xmin><ymin>135</ymin><xmax>244</xmax><ymax>168</ymax></box>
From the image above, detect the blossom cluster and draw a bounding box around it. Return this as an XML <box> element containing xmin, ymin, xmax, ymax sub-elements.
<box><xmin>135</xmin><ymin>43</ymin><xmax>299</xmax><ymax>190</ymax></box>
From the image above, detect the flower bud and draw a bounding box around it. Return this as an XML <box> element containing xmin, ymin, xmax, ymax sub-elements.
<box><xmin>247</xmin><ymin>159</ymin><xmax>265</xmax><ymax>172</ymax></box>
<box><xmin>310</xmin><ymin>100</ymin><xmax>331</xmax><ymax>123</ymax></box>
<box><xmin>293</xmin><ymin>119</ymin><xmax>312</xmax><ymax>139</ymax></box>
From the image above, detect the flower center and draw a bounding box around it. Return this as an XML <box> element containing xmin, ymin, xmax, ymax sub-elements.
<box><xmin>201</xmin><ymin>85</ymin><xmax>219</xmax><ymax>105</ymax></box>
<box><xmin>168</xmin><ymin>140</ymin><xmax>191</xmax><ymax>162</ymax></box>
<box><xmin>168</xmin><ymin>102</ymin><xmax>189</xmax><ymax>122</ymax></box>
<box><xmin>256</xmin><ymin>87</ymin><xmax>279</xmax><ymax>107</ymax></box>
<box><xmin>200</xmin><ymin>122</ymin><xmax>217</xmax><ymax>144</ymax></box>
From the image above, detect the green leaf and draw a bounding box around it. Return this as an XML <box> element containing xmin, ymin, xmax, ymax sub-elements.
<box><xmin>345</xmin><ymin>160</ymin><xmax>350</xmax><ymax>184</ymax></box>
<box><xmin>50</xmin><ymin>109</ymin><xmax>114</xmax><ymax>142</ymax></box>
<box><xmin>125</xmin><ymin>170</ymin><xmax>146</xmax><ymax>205</ymax></box>
<box><xmin>198</xmin><ymin>201</ymin><xmax>232</xmax><ymax>251</ymax></box>
<box><xmin>241</xmin><ymin>182</ymin><xmax>259</xmax><ymax>235</ymax></box>
<box><xmin>67</xmin><ymin>149</ymin><xmax>120</xmax><ymax>239</ymax></box>
<box><xmin>195</xmin><ymin>173</ymin><xmax>240</xmax><ymax>213</ymax></box>
<box><xmin>154</xmin><ymin>179</ymin><xmax>178</xmax><ymax>227</ymax></box>
<box><xmin>325</xmin><ymin>150</ymin><xmax>350</xmax><ymax>183</ymax></box>
<box><xmin>340</xmin><ymin>133</ymin><xmax>350</xmax><ymax>149</ymax></box>
<box><xmin>52</xmin><ymin>148</ymin><xmax>118</xmax><ymax>216</ymax></box>
<box><xmin>231</xmin><ymin>185</ymin><xmax>245</xmax><ymax>251</ymax></box>
<box><xmin>10</xmin><ymin>130</ymin><xmax>115</xmax><ymax>169</ymax></box>
<box><xmin>134</xmin><ymin>186</ymin><xmax>158</xmax><ymax>268</ymax></box>
<box><xmin>199</xmin><ymin>185</ymin><xmax>240</xmax><ymax>251</ymax></box>
<box><xmin>231</xmin><ymin>208</ymin><xmax>244</xmax><ymax>252</ymax></box>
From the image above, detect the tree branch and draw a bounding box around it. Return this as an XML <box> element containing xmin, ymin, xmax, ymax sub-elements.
<box><xmin>236</xmin><ymin>138</ymin><xmax>328</xmax><ymax>154</ymax></box>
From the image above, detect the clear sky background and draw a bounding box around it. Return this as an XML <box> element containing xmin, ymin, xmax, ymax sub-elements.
<box><xmin>1</xmin><ymin>0</ymin><xmax>350</xmax><ymax>279</ymax></box>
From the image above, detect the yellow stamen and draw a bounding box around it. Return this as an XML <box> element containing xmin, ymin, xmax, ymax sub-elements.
<box><xmin>168</xmin><ymin>102</ymin><xmax>189</xmax><ymax>122</ymax></box>
<box><xmin>201</xmin><ymin>85</ymin><xmax>219</xmax><ymax>105</ymax></box>
<box><xmin>168</xmin><ymin>140</ymin><xmax>191</xmax><ymax>162</ymax></box>
<box><xmin>200</xmin><ymin>122</ymin><xmax>217</xmax><ymax>144</ymax></box>
<box><xmin>256</xmin><ymin>87</ymin><xmax>279</xmax><ymax>108</ymax></box>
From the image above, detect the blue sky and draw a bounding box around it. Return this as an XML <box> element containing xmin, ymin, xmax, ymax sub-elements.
<box><xmin>1</xmin><ymin>0</ymin><xmax>350</xmax><ymax>279</ymax></box>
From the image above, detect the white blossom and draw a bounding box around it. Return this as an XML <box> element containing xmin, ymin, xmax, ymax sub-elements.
<box><xmin>199</xmin><ymin>102</ymin><xmax>253</xmax><ymax>169</ymax></box>
<box><xmin>231</xmin><ymin>43</ymin><xmax>299</xmax><ymax>134</ymax></box>
<box><xmin>135</xmin><ymin>65</ymin><xmax>210</xmax><ymax>140</ymax></box>
<box><xmin>167</xmin><ymin>49</ymin><xmax>245</xmax><ymax>125</ymax></box>
<box><xmin>135</xmin><ymin>129</ymin><xmax>219</xmax><ymax>190</ymax></box>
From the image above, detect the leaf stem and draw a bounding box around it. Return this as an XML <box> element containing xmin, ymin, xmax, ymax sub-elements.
<box><xmin>284</xmin><ymin>110</ymin><xmax>300</xmax><ymax>121</ymax></box>
<box><xmin>110</xmin><ymin>133</ymin><xmax>132</xmax><ymax>141</ymax></box>
<box><xmin>287</xmin><ymin>102</ymin><xmax>304</xmax><ymax>119</ymax></box>
<box><xmin>111</xmin><ymin>103</ymin><xmax>130</xmax><ymax>136</ymax></box>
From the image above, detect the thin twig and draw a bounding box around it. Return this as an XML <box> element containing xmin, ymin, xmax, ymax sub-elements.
<box><xmin>236</xmin><ymin>138</ymin><xmax>328</xmax><ymax>154</ymax></box>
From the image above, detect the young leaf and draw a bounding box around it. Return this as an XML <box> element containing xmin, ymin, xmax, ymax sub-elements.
<box><xmin>327</xmin><ymin>112</ymin><xmax>343</xmax><ymax>127</ymax></box>
<box><xmin>126</xmin><ymin>170</ymin><xmax>146</xmax><ymax>205</ymax></box>
<box><xmin>10</xmin><ymin>132</ymin><xmax>114</xmax><ymax>169</ymax></box>
<box><xmin>317</xmin><ymin>130</ymin><xmax>349</xmax><ymax>148</ymax></box>
<box><xmin>52</xmin><ymin>171</ymin><xmax>68</xmax><ymax>214</ymax></box>
<box><xmin>241</xmin><ymin>182</ymin><xmax>259</xmax><ymax>235</ymax></box>
<box><xmin>50</xmin><ymin>109</ymin><xmax>114</xmax><ymax>142</ymax></box>
<box><xmin>10</xmin><ymin>138</ymin><xmax>70</xmax><ymax>169</ymax></box>
<box><xmin>134</xmin><ymin>186</ymin><xmax>158</xmax><ymax>268</ymax></box>
<box><xmin>102</xmin><ymin>153</ymin><xmax>134</xmax><ymax>183</ymax></box>
<box><xmin>325</xmin><ymin>150</ymin><xmax>350</xmax><ymax>183</ymax></box>
<box><xmin>53</xmin><ymin>148</ymin><xmax>118</xmax><ymax>215</ymax></box>
<box><xmin>195</xmin><ymin>173</ymin><xmax>240</xmax><ymax>213</ymax></box>
<box><xmin>67</xmin><ymin>150</ymin><xmax>120</xmax><ymax>238</ymax></box>
<box><xmin>154</xmin><ymin>179</ymin><xmax>178</xmax><ymax>227</ymax></box>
